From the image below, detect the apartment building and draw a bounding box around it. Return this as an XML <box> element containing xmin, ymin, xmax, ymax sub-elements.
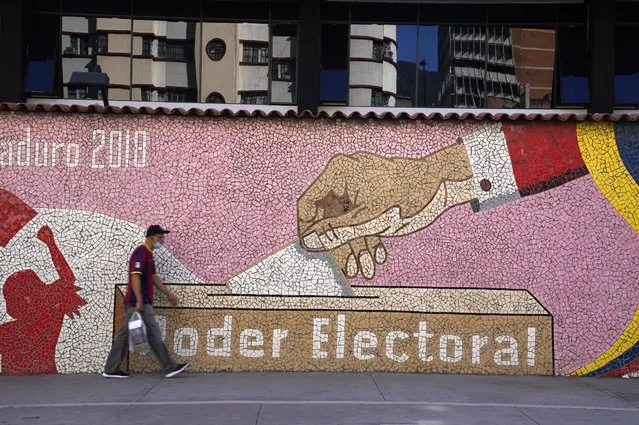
<box><xmin>437</xmin><ymin>26</ymin><xmax>555</xmax><ymax>108</ymax></box>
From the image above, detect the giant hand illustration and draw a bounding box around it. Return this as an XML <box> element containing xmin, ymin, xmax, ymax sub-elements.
<box><xmin>297</xmin><ymin>143</ymin><xmax>476</xmax><ymax>279</ymax></box>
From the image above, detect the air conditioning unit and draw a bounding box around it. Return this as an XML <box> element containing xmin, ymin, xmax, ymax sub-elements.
<box><xmin>64</xmin><ymin>46</ymin><xmax>76</xmax><ymax>55</ymax></box>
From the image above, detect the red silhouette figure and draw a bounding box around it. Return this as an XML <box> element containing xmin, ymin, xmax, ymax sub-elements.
<box><xmin>0</xmin><ymin>189</ymin><xmax>86</xmax><ymax>375</ymax></box>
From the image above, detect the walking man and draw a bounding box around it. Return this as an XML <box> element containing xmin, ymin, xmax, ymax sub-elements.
<box><xmin>102</xmin><ymin>225</ymin><xmax>188</xmax><ymax>378</ymax></box>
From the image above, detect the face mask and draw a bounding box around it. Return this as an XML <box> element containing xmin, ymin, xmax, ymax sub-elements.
<box><xmin>153</xmin><ymin>241</ymin><xmax>162</xmax><ymax>250</ymax></box>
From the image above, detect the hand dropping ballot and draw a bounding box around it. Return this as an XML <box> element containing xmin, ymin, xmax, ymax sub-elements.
<box><xmin>128</xmin><ymin>312</ymin><xmax>150</xmax><ymax>353</ymax></box>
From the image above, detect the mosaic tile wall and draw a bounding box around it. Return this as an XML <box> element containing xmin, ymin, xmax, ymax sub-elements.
<box><xmin>1</xmin><ymin>113</ymin><xmax>638</xmax><ymax>377</ymax></box>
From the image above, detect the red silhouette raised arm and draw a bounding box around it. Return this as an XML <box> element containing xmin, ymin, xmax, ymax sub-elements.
<box><xmin>0</xmin><ymin>225</ymin><xmax>86</xmax><ymax>374</ymax></box>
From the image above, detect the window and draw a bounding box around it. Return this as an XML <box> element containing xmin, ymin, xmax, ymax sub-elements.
<box><xmin>505</xmin><ymin>46</ymin><xmax>513</xmax><ymax>62</ymax></box>
<box><xmin>66</xmin><ymin>35</ymin><xmax>89</xmax><ymax>56</ymax></box>
<box><xmin>206</xmin><ymin>39</ymin><xmax>226</xmax><ymax>61</ymax></box>
<box><xmin>158</xmin><ymin>40</ymin><xmax>166</xmax><ymax>58</ymax></box>
<box><xmin>156</xmin><ymin>90</ymin><xmax>167</xmax><ymax>101</ymax></box>
<box><xmin>96</xmin><ymin>33</ymin><xmax>108</xmax><ymax>53</ymax></box>
<box><xmin>373</xmin><ymin>41</ymin><xmax>384</xmax><ymax>61</ymax></box>
<box><xmin>168</xmin><ymin>91</ymin><xmax>187</xmax><ymax>102</ymax></box>
<box><xmin>166</xmin><ymin>42</ymin><xmax>187</xmax><ymax>60</ymax></box>
<box><xmin>345</xmin><ymin>22</ymin><xmax>560</xmax><ymax>109</ymax></box>
<box><xmin>139</xmin><ymin>88</ymin><xmax>196</xmax><ymax>104</ymax></box>
<box><xmin>60</xmin><ymin>17</ymin><xmax>132</xmax><ymax>101</ymax></box>
<box><xmin>320</xmin><ymin>24</ymin><xmax>349</xmax><ymax>105</ymax></box>
<box><xmin>242</xmin><ymin>43</ymin><xmax>269</xmax><ymax>64</ymax></box>
<box><xmin>67</xmin><ymin>86</ymin><xmax>87</xmax><ymax>99</ymax></box>
<box><xmin>556</xmin><ymin>26</ymin><xmax>589</xmax><ymax>105</ymax></box>
<box><xmin>142</xmin><ymin>37</ymin><xmax>151</xmax><ymax>56</ymax></box>
<box><xmin>383</xmin><ymin>40</ymin><xmax>393</xmax><ymax>60</ymax></box>
<box><xmin>393</xmin><ymin>25</ymin><xmax>418</xmax><ymax>108</ymax></box>
<box><xmin>240</xmin><ymin>91</ymin><xmax>268</xmax><ymax>104</ymax></box>
<box><xmin>615</xmin><ymin>25</ymin><xmax>639</xmax><ymax>105</ymax></box>
<box><xmin>131</xmin><ymin>20</ymin><xmax>198</xmax><ymax>102</ymax></box>
<box><xmin>206</xmin><ymin>92</ymin><xmax>226</xmax><ymax>103</ymax></box>
<box><xmin>371</xmin><ymin>88</ymin><xmax>383</xmax><ymax>106</ymax></box>
<box><xmin>25</xmin><ymin>14</ymin><xmax>60</xmax><ymax>95</ymax></box>
<box><xmin>489</xmin><ymin>44</ymin><xmax>496</xmax><ymax>61</ymax></box>
<box><xmin>156</xmin><ymin>89</ymin><xmax>187</xmax><ymax>102</ymax></box>
<box><xmin>141</xmin><ymin>87</ymin><xmax>152</xmax><ymax>101</ymax></box>
<box><xmin>271</xmin><ymin>23</ymin><xmax>298</xmax><ymax>104</ymax></box>
<box><xmin>29</xmin><ymin>16</ymin><xmax>296</xmax><ymax>105</ymax></box>
<box><xmin>272</xmin><ymin>59</ymin><xmax>295</xmax><ymax>81</ymax></box>
<box><xmin>20</xmin><ymin>2</ymin><xmax>614</xmax><ymax>110</ymax></box>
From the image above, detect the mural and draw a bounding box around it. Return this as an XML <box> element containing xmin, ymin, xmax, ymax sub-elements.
<box><xmin>0</xmin><ymin>191</ymin><xmax>86</xmax><ymax>374</ymax></box>
<box><xmin>0</xmin><ymin>113</ymin><xmax>638</xmax><ymax>377</ymax></box>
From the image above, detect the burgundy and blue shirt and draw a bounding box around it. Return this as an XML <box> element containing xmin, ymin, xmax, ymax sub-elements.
<box><xmin>124</xmin><ymin>244</ymin><xmax>156</xmax><ymax>306</ymax></box>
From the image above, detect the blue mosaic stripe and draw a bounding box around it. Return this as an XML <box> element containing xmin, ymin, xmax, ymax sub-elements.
<box><xmin>614</xmin><ymin>122</ymin><xmax>639</xmax><ymax>188</ymax></box>
<box><xmin>585</xmin><ymin>342</ymin><xmax>639</xmax><ymax>377</ymax></box>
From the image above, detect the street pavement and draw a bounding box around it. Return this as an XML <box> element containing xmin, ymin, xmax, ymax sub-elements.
<box><xmin>1</xmin><ymin>372</ymin><xmax>638</xmax><ymax>425</ymax></box>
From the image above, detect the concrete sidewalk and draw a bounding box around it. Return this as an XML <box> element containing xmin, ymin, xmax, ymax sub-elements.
<box><xmin>0</xmin><ymin>373</ymin><xmax>638</xmax><ymax>425</ymax></box>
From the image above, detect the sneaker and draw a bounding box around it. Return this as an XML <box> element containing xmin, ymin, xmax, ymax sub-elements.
<box><xmin>102</xmin><ymin>370</ymin><xmax>130</xmax><ymax>378</ymax></box>
<box><xmin>165</xmin><ymin>363</ymin><xmax>189</xmax><ymax>378</ymax></box>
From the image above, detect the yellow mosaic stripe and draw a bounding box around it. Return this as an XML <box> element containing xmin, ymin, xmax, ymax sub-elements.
<box><xmin>569</xmin><ymin>122</ymin><xmax>639</xmax><ymax>376</ymax></box>
<box><xmin>570</xmin><ymin>306</ymin><xmax>639</xmax><ymax>376</ymax></box>
<box><xmin>576</xmin><ymin>122</ymin><xmax>639</xmax><ymax>233</ymax></box>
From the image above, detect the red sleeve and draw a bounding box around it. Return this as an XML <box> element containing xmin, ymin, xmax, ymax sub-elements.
<box><xmin>502</xmin><ymin>122</ymin><xmax>588</xmax><ymax>196</ymax></box>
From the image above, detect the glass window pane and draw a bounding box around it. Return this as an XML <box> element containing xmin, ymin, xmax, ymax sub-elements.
<box><xmin>131</xmin><ymin>20</ymin><xmax>199</xmax><ymax>103</ymax></box>
<box><xmin>434</xmin><ymin>24</ymin><xmax>556</xmax><ymax>109</ymax></box>
<box><xmin>321</xmin><ymin>24</ymin><xmax>349</xmax><ymax>105</ymax></box>
<box><xmin>556</xmin><ymin>26</ymin><xmax>589</xmax><ymax>105</ymax></box>
<box><xmin>241</xmin><ymin>42</ymin><xmax>269</xmax><ymax>64</ymax></box>
<box><xmin>395</xmin><ymin>25</ymin><xmax>418</xmax><ymax>107</ymax></box>
<box><xmin>483</xmin><ymin>26</ymin><xmax>556</xmax><ymax>108</ymax></box>
<box><xmin>346</xmin><ymin>24</ymin><xmax>423</xmax><ymax>108</ymax></box>
<box><xmin>24</xmin><ymin>15</ymin><xmax>61</xmax><ymax>96</ymax></box>
<box><xmin>237</xmin><ymin>24</ymin><xmax>269</xmax><ymax>103</ymax></box>
<box><xmin>349</xmin><ymin>24</ymin><xmax>413</xmax><ymax>107</ymax></box>
<box><xmin>240</xmin><ymin>91</ymin><xmax>268</xmax><ymax>104</ymax></box>
<box><xmin>61</xmin><ymin>16</ymin><xmax>132</xmax><ymax>101</ymax></box>
<box><xmin>201</xmin><ymin>22</ymin><xmax>272</xmax><ymax>104</ymax></box>
<box><xmin>615</xmin><ymin>26</ymin><xmax>639</xmax><ymax>105</ymax></box>
<box><xmin>509</xmin><ymin>27</ymin><xmax>555</xmax><ymax>108</ymax></box>
<box><xmin>271</xmin><ymin>24</ymin><xmax>298</xmax><ymax>105</ymax></box>
<box><xmin>434</xmin><ymin>25</ymin><xmax>485</xmax><ymax>108</ymax></box>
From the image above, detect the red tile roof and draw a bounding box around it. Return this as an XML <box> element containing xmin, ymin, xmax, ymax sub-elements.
<box><xmin>2</xmin><ymin>102</ymin><xmax>639</xmax><ymax>121</ymax></box>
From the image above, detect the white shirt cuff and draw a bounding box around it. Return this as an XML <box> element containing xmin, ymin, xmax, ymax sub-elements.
<box><xmin>460</xmin><ymin>123</ymin><xmax>521</xmax><ymax>212</ymax></box>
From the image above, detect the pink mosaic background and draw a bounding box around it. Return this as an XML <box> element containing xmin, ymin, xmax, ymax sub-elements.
<box><xmin>1</xmin><ymin>113</ymin><xmax>639</xmax><ymax>375</ymax></box>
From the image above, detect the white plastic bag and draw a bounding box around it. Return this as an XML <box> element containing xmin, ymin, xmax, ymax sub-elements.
<box><xmin>128</xmin><ymin>311</ymin><xmax>150</xmax><ymax>353</ymax></box>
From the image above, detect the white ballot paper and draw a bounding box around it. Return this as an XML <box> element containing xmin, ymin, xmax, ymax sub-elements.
<box><xmin>226</xmin><ymin>241</ymin><xmax>352</xmax><ymax>297</ymax></box>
